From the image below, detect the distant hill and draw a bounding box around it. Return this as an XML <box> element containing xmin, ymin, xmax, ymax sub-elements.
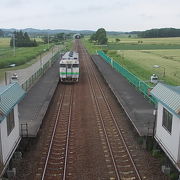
<box><xmin>0</xmin><ymin>28</ymin><xmax>123</xmax><ymax>36</ymax></box>
<box><xmin>1</xmin><ymin>27</ymin><xmax>180</xmax><ymax>38</ymax></box>
<box><xmin>1</xmin><ymin>28</ymin><xmax>95</xmax><ymax>36</ymax></box>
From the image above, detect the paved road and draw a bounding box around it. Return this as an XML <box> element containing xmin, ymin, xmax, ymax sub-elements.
<box><xmin>1</xmin><ymin>45</ymin><xmax>61</xmax><ymax>86</ymax></box>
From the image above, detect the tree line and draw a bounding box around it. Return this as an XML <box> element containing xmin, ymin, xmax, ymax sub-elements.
<box><xmin>138</xmin><ymin>28</ymin><xmax>180</xmax><ymax>38</ymax></box>
<box><xmin>10</xmin><ymin>31</ymin><xmax>38</xmax><ymax>47</ymax></box>
<box><xmin>0</xmin><ymin>29</ymin><xmax>4</xmax><ymax>37</ymax></box>
<box><xmin>41</xmin><ymin>33</ymin><xmax>73</xmax><ymax>44</ymax></box>
<box><xmin>89</xmin><ymin>28</ymin><xmax>108</xmax><ymax>44</ymax></box>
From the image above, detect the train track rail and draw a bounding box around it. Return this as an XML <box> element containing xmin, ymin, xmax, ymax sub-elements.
<box><xmin>80</xmin><ymin>45</ymin><xmax>141</xmax><ymax>180</ymax></box>
<box><xmin>35</xmin><ymin>84</ymin><xmax>75</xmax><ymax>180</ymax></box>
<box><xmin>78</xmin><ymin>41</ymin><xmax>169</xmax><ymax>180</ymax></box>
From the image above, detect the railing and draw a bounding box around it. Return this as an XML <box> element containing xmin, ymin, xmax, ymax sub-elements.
<box><xmin>97</xmin><ymin>50</ymin><xmax>157</xmax><ymax>104</ymax></box>
<box><xmin>21</xmin><ymin>52</ymin><xmax>60</xmax><ymax>91</ymax></box>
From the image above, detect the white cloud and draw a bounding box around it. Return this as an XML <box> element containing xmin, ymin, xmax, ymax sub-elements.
<box><xmin>0</xmin><ymin>0</ymin><xmax>180</xmax><ymax>31</ymax></box>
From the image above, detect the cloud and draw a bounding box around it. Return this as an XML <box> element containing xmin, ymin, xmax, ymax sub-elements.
<box><xmin>0</xmin><ymin>0</ymin><xmax>180</xmax><ymax>31</ymax></box>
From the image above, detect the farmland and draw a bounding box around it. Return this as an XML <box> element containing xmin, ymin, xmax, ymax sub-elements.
<box><xmin>115</xmin><ymin>49</ymin><xmax>180</xmax><ymax>85</ymax></box>
<box><xmin>0</xmin><ymin>38</ymin><xmax>53</xmax><ymax>81</ymax></box>
<box><xmin>0</xmin><ymin>38</ymin><xmax>51</xmax><ymax>68</ymax></box>
<box><xmin>84</xmin><ymin>37</ymin><xmax>180</xmax><ymax>86</ymax></box>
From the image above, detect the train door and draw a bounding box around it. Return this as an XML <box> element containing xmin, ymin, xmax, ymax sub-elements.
<box><xmin>72</xmin><ymin>63</ymin><xmax>79</xmax><ymax>81</ymax></box>
<box><xmin>66</xmin><ymin>63</ymin><xmax>72</xmax><ymax>79</ymax></box>
<box><xmin>59</xmin><ymin>63</ymin><xmax>66</xmax><ymax>80</ymax></box>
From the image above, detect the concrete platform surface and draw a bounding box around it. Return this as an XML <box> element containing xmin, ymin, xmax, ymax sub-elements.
<box><xmin>92</xmin><ymin>55</ymin><xmax>155</xmax><ymax>136</ymax></box>
<box><xmin>19</xmin><ymin>60</ymin><xmax>59</xmax><ymax>137</ymax></box>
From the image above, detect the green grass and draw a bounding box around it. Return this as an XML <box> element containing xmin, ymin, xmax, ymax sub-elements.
<box><xmin>0</xmin><ymin>38</ymin><xmax>54</xmax><ymax>68</ymax></box>
<box><xmin>108</xmin><ymin>43</ymin><xmax>180</xmax><ymax>50</ymax></box>
<box><xmin>64</xmin><ymin>40</ymin><xmax>73</xmax><ymax>51</ymax></box>
<box><xmin>0</xmin><ymin>38</ymin><xmax>60</xmax><ymax>81</ymax></box>
<box><xmin>0</xmin><ymin>38</ymin><xmax>74</xmax><ymax>82</ymax></box>
<box><xmin>108</xmin><ymin>37</ymin><xmax>180</xmax><ymax>50</ymax></box>
<box><xmin>82</xmin><ymin>39</ymin><xmax>102</xmax><ymax>54</ymax></box>
<box><xmin>83</xmin><ymin>37</ymin><xmax>180</xmax><ymax>86</ymax></box>
<box><xmin>108</xmin><ymin>36</ymin><xmax>180</xmax><ymax>44</ymax></box>
<box><xmin>108</xmin><ymin>49</ymin><xmax>180</xmax><ymax>85</ymax></box>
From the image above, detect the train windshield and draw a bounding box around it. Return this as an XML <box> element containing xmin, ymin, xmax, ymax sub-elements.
<box><xmin>60</xmin><ymin>64</ymin><xmax>66</xmax><ymax>67</ymax></box>
<box><xmin>72</xmin><ymin>64</ymin><xmax>79</xmax><ymax>68</ymax></box>
<box><xmin>67</xmin><ymin>64</ymin><xmax>72</xmax><ymax>68</ymax></box>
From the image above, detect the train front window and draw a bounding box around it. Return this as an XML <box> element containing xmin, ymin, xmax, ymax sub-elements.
<box><xmin>67</xmin><ymin>64</ymin><xmax>72</xmax><ymax>68</ymax></box>
<box><xmin>72</xmin><ymin>64</ymin><xmax>79</xmax><ymax>68</ymax></box>
<box><xmin>60</xmin><ymin>64</ymin><xmax>66</xmax><ymax>67</ymax></box>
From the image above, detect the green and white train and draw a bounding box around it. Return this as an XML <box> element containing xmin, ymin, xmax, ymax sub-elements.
<box><xmin>59</xmin><ymin>51</ymin><xmax>79</xmax><ymax>82</ymax></box>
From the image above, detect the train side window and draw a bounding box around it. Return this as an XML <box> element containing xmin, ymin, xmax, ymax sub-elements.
<box><xmin>60</xmin><ymin>64</ymin><xmax>66</xmax><ymax>67</ymax></box>
<box><xmin>72</xmin><ymin>64</ymin><xmax>79</xmax><ymax>68</ymax></box>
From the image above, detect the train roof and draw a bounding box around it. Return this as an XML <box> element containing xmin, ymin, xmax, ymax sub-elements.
<box><xmin>62</xmin><ymin>51</ymin><xmax>79</xmax><ymax>60</ymax></box>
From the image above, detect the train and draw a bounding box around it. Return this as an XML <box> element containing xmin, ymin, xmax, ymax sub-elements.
<box><xmin>59</xmin><ymin>51</ymin><xmax>79</xmax><ymax>82</ymax></box>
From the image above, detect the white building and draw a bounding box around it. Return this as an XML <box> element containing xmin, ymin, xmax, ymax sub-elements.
<box><xmin>0</xmin><ymin>83</ymin><xmax>25</xmax><ymax>176</ymax></box>
<box><xmin>150</xmin><ymin>83</ymin><xmax>180</xmax><ymax>172</ymax></box>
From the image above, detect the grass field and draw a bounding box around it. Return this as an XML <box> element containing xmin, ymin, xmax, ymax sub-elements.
<box><xmin>108</xmin><ymin>36</ymin><xmax>180</xmax><ymax>44</ymax></box>
<box><xmin>83</xmin><ymin>37</ymin><xmax>180</xmax><ymax>86</ymax></box>
<box><xmin>108</xmin><ymin>37</ymin><xmax>180</xmax><ymax>50</ymax></box>
<box><xmin>114</xmin><ymin>49</ymin><xmax>180</xmax><ymax>85</ymax></box>
<box><xmin>0</xmin><ymin>38</ymin><xmax>54</xmax><ymax>81</ymax></box>
<box><xmin>0</xmin><ymin>38</ymin><xmax>53</xmax><ymax>68</ymax></box>
<box><xmin>0</xmin><ymin>38</ymin><xmax>72</xmax><ymax>82</ymax></box>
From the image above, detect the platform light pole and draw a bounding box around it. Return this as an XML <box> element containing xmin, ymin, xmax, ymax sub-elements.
<box><xmin>5</xmin><ymin>71</ymin><xmax>7</xmax><ymax>85</ymax></box>
<box><xmin>13</xmin><ymin>33</ymin><xmax>16</xmax><ymax>56</ymax></box>
<box><xmin>47</xmin><ymin>33</ymin><xmax>50</xmax><ymax>49</ymax></box>
<box><xmin>153</xmin><ymin>65</ymin><xmax>166</xmax><ymax>77</ymax></box>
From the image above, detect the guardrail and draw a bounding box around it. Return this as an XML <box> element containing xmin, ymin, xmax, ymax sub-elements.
<box><xmin>21</xmin><ymin>52</ymin><xmax>60</xmax><ymax>91</ymax></box>
<box><xmin>97</xmin><ymin>50</ymin><xmax>157</xmax><ymax>104</ymax></box>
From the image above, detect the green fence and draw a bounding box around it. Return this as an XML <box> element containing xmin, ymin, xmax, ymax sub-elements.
<box><xmin>22</xmin><ymin>52</ymin><xmax>60</xmax><ymax>91</ymax></box>
<box><xmin>97</xmin><ymin>50</ymin><xmax>157</xmax><ymax>104</ymax></box>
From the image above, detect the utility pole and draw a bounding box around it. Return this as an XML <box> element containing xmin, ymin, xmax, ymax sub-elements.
<box><xmin>5</xmin><ymin>71</ymin><xmax>7</xmax><ymax>85</ymax></box>
<box><xmin>13</xmin><ymin>33</ymin><xmax>16</xmax><ymax>56</ymax></box>
<box><xmin>48</xmin><ymin>33</ymin><xmax>49</xmax><ymax>49</ymax></box>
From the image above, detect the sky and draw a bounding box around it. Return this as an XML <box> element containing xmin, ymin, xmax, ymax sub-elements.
<box><xmin>0</xmin><ymin>0</ymin><xmax>180</xmax><ymax>32</ymax></box>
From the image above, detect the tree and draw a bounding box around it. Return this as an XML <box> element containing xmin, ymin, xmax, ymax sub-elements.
<box><xmin>89</xmin><ymin>33</ymin><xmax>97</xmax><ymax>42</ymax></box>
<box><xmin>89</xmin><ymin>28</ymin><xmax>108</xmax><ymax>44</ymax></box>
<box><xmin>138</xmin><ymin>28</ymin><xmax>180</xmax><ymax>38</ymax></box>
<box><xmin>96</xmin><ymin>28</ymin><xmax>108</xmax><ymax>44</ymax></box>
<box><xmin>115</xmin><ymin>38</ymin><xmax>120</xmax><ymax>43</ymax></box>
<box><xmin>10</xmin><ymin>31</ymin><xmax>38</xmax><ymax>47</ymax></box>
<box><xmin>0</xmin><ymin>29</ymin><xmax>4</xmax><ymax>37</ymax></box>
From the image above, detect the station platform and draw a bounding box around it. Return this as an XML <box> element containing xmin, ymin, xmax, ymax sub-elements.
<box><xmin>91</xmin><ymin>55</ymin><xmax>155</xmax><ymax>137</ymax></box>
<box><xmin>18</xmin><ymin>60</ymin><xmax>59</xmax><ymax>137</ymax></box>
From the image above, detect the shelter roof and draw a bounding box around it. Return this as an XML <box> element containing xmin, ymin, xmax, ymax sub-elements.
<box><xmin>0</xmin><ymin>83</ymin><xmax>25</xmax><ymax>121</ymax></box>
<box><xmin>150</xmin><ymin>83</ymin><xmax>180</xmax><ymax>116</ymax></box>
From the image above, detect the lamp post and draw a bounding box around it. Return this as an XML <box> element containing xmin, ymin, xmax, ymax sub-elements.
<box><xmin>153</xmin><ymin>65</ymin><xmax>165</xmax><ymax>77</ymax></box>
<box><xmin>12</xmin><ymin>33</ymin><xmax>16</xmax><ymax>56</ymax></box>
<box><xmin>47</xmin><ymin>33</ymin><xmax>50</xmax><ymax>49</ymax></box>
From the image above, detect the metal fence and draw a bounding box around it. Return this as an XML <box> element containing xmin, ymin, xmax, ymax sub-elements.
<box><xmin>97</xmin><ymin>50</ymin><xmax>157</xmax><ymax>104</ymax></box>
<box><xmin>21</xmin><ymin>52</ymin><xmax>60</xmax><ymax>91</ymax></box>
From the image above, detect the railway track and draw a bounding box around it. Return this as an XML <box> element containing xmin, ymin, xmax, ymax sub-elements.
<box><xmin>32</xmin><ymin>40</ymin><xmax>169</xmax><ymax>180</ymax></box>
<box><xmin>80</xmin><ymin>45</ymin><xmax>141</xmax><ymax>180</ymax></box>
<box><xmin>35</xmin><ymin>84</ymin><xmax>75</xmax><ymax>180</ymax></box>
<box><xmin>78</xmin><ymin>41</ymin><xmax>169</xmax><ymax>180</ymax></box>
